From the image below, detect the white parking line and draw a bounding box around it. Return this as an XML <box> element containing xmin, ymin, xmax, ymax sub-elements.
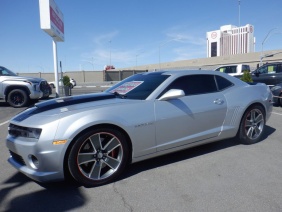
<box><xmin>0</xmin><ymin>120</ymin><xmax>9</xmax><ymax>127</ymax></box>
<box><xmin>272</xmin><ymin>112</ymin><xmax>282</xmax><ymax>116</ymax></box>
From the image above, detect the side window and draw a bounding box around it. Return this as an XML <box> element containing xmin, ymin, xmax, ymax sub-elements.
<box><xmin>215</xmin><ymin>75</ymin><xmax>234</xmax><ymax>91</ymax></box>
<box><xmin>257</xmin><ymin>66</ymin><xmax>268</xmax><ymax>74</ymax></box>
<box><xmin>166</xmin><ymin>75</ymin><xmax>218</xmax><ymax>96</ymax></box>
<box><xmin>230</xmin><ymin>66</ymin><xmax>237</xmax><ymax>73</ymax></box>
<box><xmin>242</xmin><ymin>65</ymin><xmax>250</xmax><ymax>71</ymax></box>
<box><xmin>277</xmin><ymin>64</ymin><xmax>282</xmax><ymax>73</ymax></box>
<box><xmin>266</xmin><ymin>65</ymin><xmax>276</xmax><ymax>73</ymax></box>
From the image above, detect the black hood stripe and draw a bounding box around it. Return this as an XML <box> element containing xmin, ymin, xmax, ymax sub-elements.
<box><xmin>13</xmin><ymin>93</ymin><xmax>116</xmax><ymax>122</ymax></box>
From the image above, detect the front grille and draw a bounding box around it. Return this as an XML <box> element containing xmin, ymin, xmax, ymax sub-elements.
<box><xmin>40</xmin><ymin>81</ymin><xmax>50</xmax><ymax>96</ymax></box>
<box><xmin>9</xmin><ymin>150</ymin><xmax>26</xmax><ymax>166</ymax></box>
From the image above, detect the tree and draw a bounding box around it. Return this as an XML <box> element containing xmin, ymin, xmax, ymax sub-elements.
<box><xmin>240</xmin><ymin>70</ymin><xmax>253</xmax><ymax>83</ymax></box>
<box><xmin>62</xmin><ymin>75</ymin><xmax>71</xmax><ymax>87</ymax></box>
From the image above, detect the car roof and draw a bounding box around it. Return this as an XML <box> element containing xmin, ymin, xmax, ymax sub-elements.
<box><xmin>141</xmin><ymin>70</ymin><xmax>234</xmax><ymax>77</ymax></box>
<box><xmin>137</xmin><ymin>70</ymin><xmax>246</xmax><ymax>84</ymax></box>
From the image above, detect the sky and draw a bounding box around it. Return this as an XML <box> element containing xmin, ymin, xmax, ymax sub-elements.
<box><xmin>1</xmin><ymin>0</ymin><xmax>282</xmax><ymax>73</ymax></box>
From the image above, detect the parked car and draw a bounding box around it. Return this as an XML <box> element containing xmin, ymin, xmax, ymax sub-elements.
<box><xmin>214</xmin><ymin>64</ymin><xmax>251</xmax><ymax>76</ymax></box>
<box><xmin>49</xmin><ymin>78</ymin><xmax>76</xmax><ymax>88</ymax></box>
<box><xmin>251</xmin><ymin>62</ymin><xmax>282</xmax><ymax>86</ymax></box>
<box><xmin>271</xmin><ymin>83</ymin><xmax>282</xmax><ymax>106</ymax></box>
<box><xmin>6</xmin><ymin>70</ymin><xmax>273</xmax><ymax>187</ymax></box>
<box><xmin>0</xmin><ymin>66</ymin><xmax>50</xmax><ymax>107</ymax></box>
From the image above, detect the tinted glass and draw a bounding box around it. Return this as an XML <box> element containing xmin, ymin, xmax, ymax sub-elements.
<box><xmin>242</xmin><ymin>65</ymin><xmax>250</xmax><ymax>71</ymax></box>
<box><xmin>0</xmin><ymin>67</ymin><xmax>17</xmax><ymax>76</ymax></box>
<box><xmin>211</xmin><ymin>42</ymin><xmax>217</xmax><ymax>57</ymax></box>
<box><xmin>257</xmin><ymin>65</ymin><xmax>276</xmax><ymax>74</ymax></box>
<box><xmin>165</xmin><ymin>75</ymin><xmax>218</xmax><ymax>96</ymax></box>
<box><xmin>106</xmin><ymin>72</ymin><xmax>170</xmax><ymax>100</ymax></box>
<box><xmin>277</xmin><ymin>64</ymin><xmax>282</xmax><ymax>73</ymax></box>
<box><xmin>216</xmin><ymin>66</ymin><xmax>236</xmax><ymax>74</ymax></box>
<box><xmin>215</xmin><ymin>75</ymin><xmax>234</xmax><ymax>91</ymax></box>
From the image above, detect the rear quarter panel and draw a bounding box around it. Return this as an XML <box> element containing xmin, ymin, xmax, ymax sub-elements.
<box><xmin>219</xmin><ymin>83</ymin><xmax>272</xmax><ymax>138</ymax></box>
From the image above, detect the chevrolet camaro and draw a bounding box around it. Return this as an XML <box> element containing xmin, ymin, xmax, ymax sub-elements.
<box><xmin>6</xmin><ymin>70</ymin><xmax>273</xmax><ymax>187</ymax></box>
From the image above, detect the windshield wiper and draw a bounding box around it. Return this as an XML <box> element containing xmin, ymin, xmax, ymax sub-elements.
<box><xmin>113</xmin><ymin>92</ymin><xmax>127</xmax><ymax>99</ymax></box>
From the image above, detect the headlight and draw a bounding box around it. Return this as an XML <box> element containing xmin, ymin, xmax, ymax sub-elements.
<box><xmin>8</xmin><ymin>124</ymin><xmax>42</xmax><ymax>139</ymax></box>
<box><xmin>271</xmin><ymin>85</ymin><xmax>281</xmax><ymax>91</ymax></box>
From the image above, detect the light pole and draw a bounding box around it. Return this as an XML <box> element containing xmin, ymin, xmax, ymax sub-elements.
<box><xmin>260</xmin><ymin>51</ymin><xmax>282</xmax><ymax>64</ymax></box>
<box><xmin>158</xmin><ymin>38</ymin><xmax>181</xmax><ymax>70</ymax></box>
<box><xmin>135</xmin><ymin>51</ymin><xmax>144</xmax><ymax>69</ymax></box>
<box><xmin>109</xmin><ymin>40</ymin><xmax>112</xmax><ymax>66</ymax></box>
<box><xmin>260</xmin><ymin>28</ymin><xmax>280</xmax><ymax>65</ymax></box>
<box><xmin>81</xmin><ymin>57</ymin><xmax>95</xmax><ymax>71</ymax></box>
<box><xmin>238</xmin><ymin>0</ymin><xmax>241</xmax><ymax>54</ymax></box>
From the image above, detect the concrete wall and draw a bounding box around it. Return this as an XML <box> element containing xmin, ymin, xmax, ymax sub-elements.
<box><xmin>17</xmin><ymin>49</ymin><xmax>282</xmax><ymax>83</ymax></box>
<box><xmin>18</xmin><ymin>71</ymin><xmax>104</xmax><ymax>83</ymax></box>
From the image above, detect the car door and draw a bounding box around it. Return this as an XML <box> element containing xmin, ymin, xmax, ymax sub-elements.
<box><xmin>154</xmin><ymin>74</ymin><xmax>227</xmax><ymax>152</ymax></box>
<box><xmin>252</xmin><ymin>64</ymin><xmax>281</xmax><ymax>86</ymax></box>
<box><xmin>0</xmin><ymin>68</ymin><xmax>4</xmax><ymax>97</ymax></box>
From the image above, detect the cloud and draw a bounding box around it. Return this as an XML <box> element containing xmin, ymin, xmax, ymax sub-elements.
<box><xmin>92</xmin><ymin>30</ymin><xmax>120</xmax><ymax>46</ymax></box>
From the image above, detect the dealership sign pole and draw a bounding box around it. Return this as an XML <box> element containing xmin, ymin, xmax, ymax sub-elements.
<box><xmin>39</xmin><ymin>0</ymin><xmax>64</xmax><ymax>97</ymax></box>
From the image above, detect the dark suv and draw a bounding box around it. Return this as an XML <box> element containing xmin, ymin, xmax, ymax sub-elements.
<box><xmin>252</xmin><ymin>62</ymin><xmax>282</xmax><ymax>86</ymax></box>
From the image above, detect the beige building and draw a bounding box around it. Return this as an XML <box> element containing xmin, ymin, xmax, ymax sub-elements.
<box><xmin>207</xmin><ymin>24</ymin><xmax>255</xmax><ymax>57</ymax></box>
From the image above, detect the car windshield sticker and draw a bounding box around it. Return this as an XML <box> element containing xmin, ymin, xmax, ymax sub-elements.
<box><xmin>111</xmin><ymin>81</ymin><xmax>143</xmax><ymax>94</ymax></box>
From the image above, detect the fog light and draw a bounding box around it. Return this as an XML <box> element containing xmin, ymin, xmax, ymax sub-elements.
<box><xmin>28</xmin><ymin>155</ymin><xmax>39</xmax><ymax>169</ymax></box>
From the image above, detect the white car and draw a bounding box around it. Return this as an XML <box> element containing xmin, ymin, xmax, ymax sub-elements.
<box><xmin>49</xmin><ymin>78</ymin><xmax>76</xmax><ymax>88</ymax></box>
<box><xmin>214</xmin><ymin>64</ymin><xmax>251</xmax><ymax>76</ymax></box>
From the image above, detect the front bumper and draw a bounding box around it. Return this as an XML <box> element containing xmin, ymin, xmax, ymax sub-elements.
<box><xmin>6</xmin><ymin>135</ymin><xmax>65</xmax><ymax>183</ymax></box>
<box><xmin>29</xmin><ymin>90</ymin><xmax>43</xmax><ymax>99</ymax></box>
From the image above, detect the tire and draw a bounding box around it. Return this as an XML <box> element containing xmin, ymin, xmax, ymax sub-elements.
<box><xmin>68</xmin><ymin>127</ymin><xmax>129</xmax><ymax>187</ymax></box>
<box><xmin>279</xmin><ymin>94</ymin><xmax>282</xmax><ymax>107</ymax></box>
<box><xmin>7</xmin><ymin>89</ymin><xmax>29</xmax><ymax>108</ymax></box>
<box><xmin>237</xmin><ymin>105</ymin><xmax>265</xmax><ymax>145</ymax></box>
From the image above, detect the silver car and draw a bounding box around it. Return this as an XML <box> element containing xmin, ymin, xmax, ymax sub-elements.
<box><xmin>6</xmin><ymin>70</ymin><xmax>273</xmax><ymax>187</ymax></box>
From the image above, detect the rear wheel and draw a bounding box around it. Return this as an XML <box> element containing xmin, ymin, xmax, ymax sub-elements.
<box><xmin>237</xmin><ymin>105</ymin><xmax>265</xmax><ymax>145</ymax></box>
<box><xmin>68</xmin><ymin>127</ymin><xmax>129</xmax><ymax>187</ymax></box>
<box><xmin>7</xmin><ymin>89</ymin><xmax>29</xmax><ymax>108</ymax></box>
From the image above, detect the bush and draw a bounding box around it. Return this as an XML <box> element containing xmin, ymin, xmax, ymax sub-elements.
<box><xmin>62</xmin><ymin>75</ymin><xmax>71</xmax><ymax>87</ymax></box>
<box><xmin>240</xmin><ymin>70</ymin><xmax>253</xmax><ymax>83</ymax></box>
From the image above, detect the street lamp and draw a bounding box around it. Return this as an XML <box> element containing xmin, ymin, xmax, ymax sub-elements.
<box><xmin>135</xmin><ymin>51</ymin><xmax>144</xmax><ymax>69</ymax></box>
<box><xmin>158</xmin><ymin>38</ymin><xmax>182</xmax><ymax>70</ymax></box>
<box><xmin>238</xmin><ymin>0</ymin><xmax>241</xmax><ymax>54</ymax></box>
<box><xmin>260</xmin><ymin>51</ymin><xmax>282</xmax><ymax>64</ymax></box>
<box><xmin>81</xmin><ymin>57</ymin><xmax>95</xmax><ymax>71</ymax></box>
<box><xmin>260</xmin><ymin>28</ymin><xmax>280</xmax><ymax>65</ymax></box>
<box><xmin>109</xmin><ymin>40</ymin><xmax>112</xmax><ymax>66</ymax></box>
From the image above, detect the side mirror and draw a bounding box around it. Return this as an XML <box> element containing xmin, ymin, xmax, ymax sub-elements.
<box><xmin>158</xmin><ymin>89</ymin><xmax>185</xmax><ymax>101</ymax></box>
<box><xmin>254</xmin><ymin>71</ymin><xmax>260</xmax><ymax>77</ymax></box>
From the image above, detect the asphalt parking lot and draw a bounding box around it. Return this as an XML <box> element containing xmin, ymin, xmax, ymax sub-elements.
<box><xmin>0</xmin><ymin>87</ymin><xmax>282</xmax><ymax>212</ymax></box>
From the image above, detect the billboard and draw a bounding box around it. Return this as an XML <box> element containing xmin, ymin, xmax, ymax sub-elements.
<box><xmin>39</xmin><ymin>0</ymin><xmax>64</xmax><ymax>42</ymax></box>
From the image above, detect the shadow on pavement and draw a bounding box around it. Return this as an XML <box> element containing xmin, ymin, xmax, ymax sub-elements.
<box><xmin>0</xmin><ymin>173</ymin><xmax>87</xmax><ymax>212</ymax></box>
<box><xmin>119</xmin><ymin>125</ymin><xmax>276</xmax><ymax>182</ymax></box>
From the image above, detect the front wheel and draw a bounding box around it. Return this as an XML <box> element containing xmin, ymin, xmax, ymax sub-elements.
<box><xmin>237</xmin><ymin>105</ymin><xmax>265</xmax><ymax>145</ymax></box>
<box><xmin>68</xmin><ymin>127</ymin><xmax>129</xmax><ymax>187</ymax></box>
<box><xmin>7</xmin><ymin>89</ymin><xmax>29</xmax><ymax>108</ymax></box>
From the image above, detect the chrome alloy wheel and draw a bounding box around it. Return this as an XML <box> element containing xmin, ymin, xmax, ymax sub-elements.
<box><xmin>244</xmin><ymin>108</ymin><xmax>264</xmax><ymax>140</ymax></box>
<box><xmin>77</xmin><ymin>132</ymin><xmax>123</xmax><ymax>180</ymax></box>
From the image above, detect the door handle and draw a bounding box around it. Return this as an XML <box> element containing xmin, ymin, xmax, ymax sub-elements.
<box><xmin>214</xmin><ymin>99</ymin><xmax>224</xmax><ymax>105</ymax></box>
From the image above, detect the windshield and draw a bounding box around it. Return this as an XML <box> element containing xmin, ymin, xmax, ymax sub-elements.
<box><xmin>105</xmin><ymin>72</ymin><xmax>170</xmax><ymax>100</ymax></box>
<box><xmin>0</xmin><ymin>67</ymin><xmax>17</xmax><ymax>76</ymax></box>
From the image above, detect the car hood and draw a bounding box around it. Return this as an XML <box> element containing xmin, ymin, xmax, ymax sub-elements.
<box><xmin>12</xmin><ymin>92</ymin><xmax>119</xmax><ymax>122</ymax></box>
<box><xmin>0</xmin><ymin>75</ymin><xmax>45</xmax><ymax>83</ymax></box>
